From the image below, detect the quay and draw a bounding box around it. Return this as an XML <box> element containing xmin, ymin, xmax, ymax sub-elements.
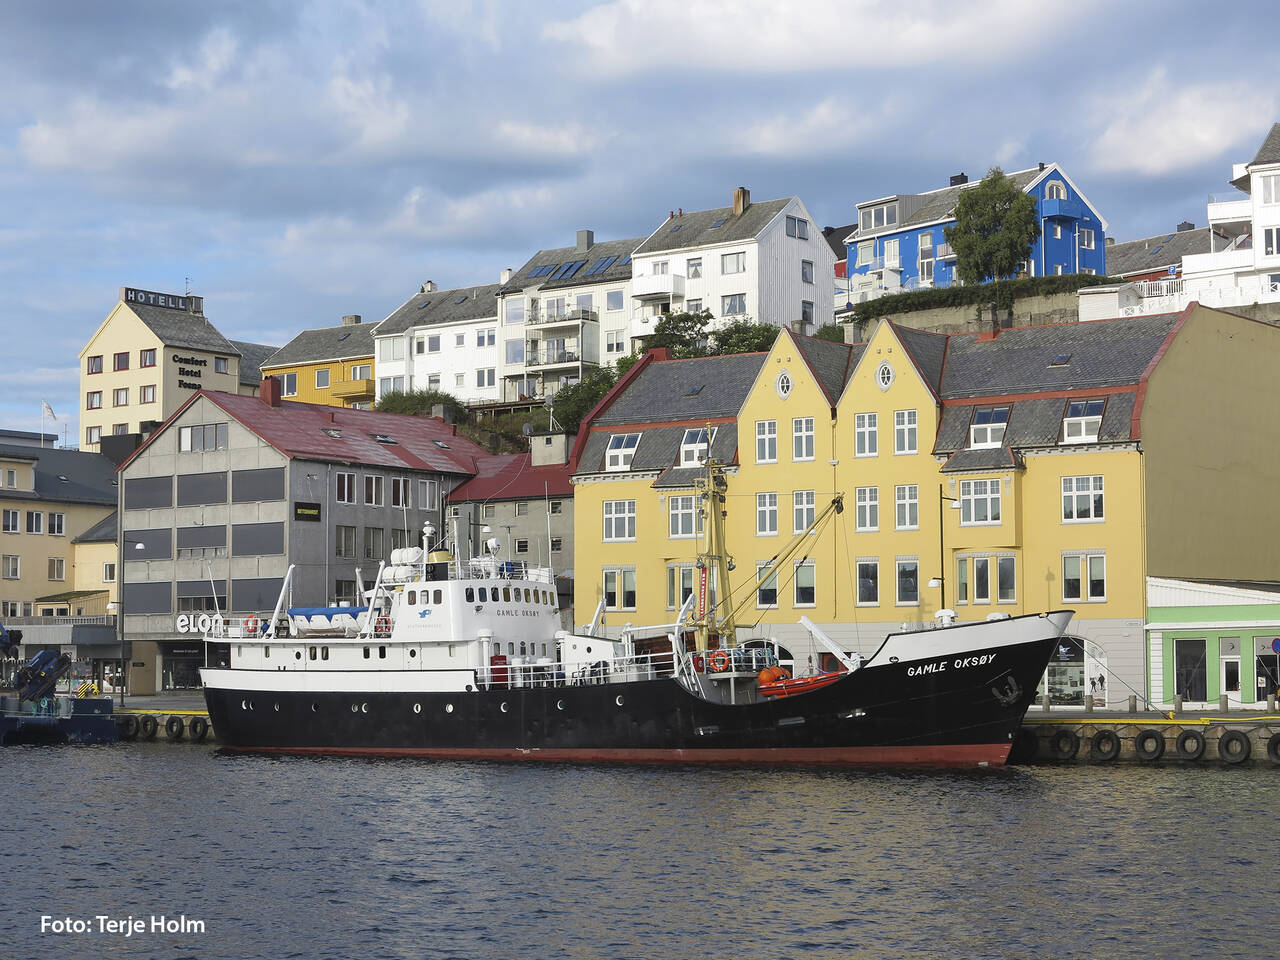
<box><xmin>113</xmin><ymin>693</ymin><xmax>214</xmax><ymax>744</ymax></box>
<box><xmin>1017</xmin><ymin>709</ymin><xmax>1280</xmax><ymax>764</ymax></box>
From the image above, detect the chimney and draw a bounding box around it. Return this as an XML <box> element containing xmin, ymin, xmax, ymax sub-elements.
<box><xmin>1177</xmin><ymin>220</ymin><xmax>1195</xmax><ymax>232</ymax></box>
<box><xmin>500</xmin><ymin>268</ymin><xmax>512</xmax><ymax>284</ymax></box>
<box><xmin>733</xmin><ymin>186</ymin><xmax>750</xmax><ymax>217</ymax></box>
<box><xmin>342</xmin><ymin>314</ymin><xmax>361</xmax><ymax>325</ymax></box>
<box><xmin>576</xmin><ymin>229</ymin><xmax>594</xmax><ymax>253</ymax></box>
<box><xmin>647</xmin><ymin>346</ymin><xmax>670</xmax><ymax>362</ymax></box>
<box><xmin>260</xmin><ymin>377</ymin><xmax>282</xmax><ymax>407</ymax></box>
<box><xmin>949</xmin><ymin>172</ymin><xmax>968</xmax><ymax>187</ymax></box>
<box><xmin>1038</xmin><ymin>162</ymin><xmax>1046</xmax><ymax>172</ymax></box>
<box><xmin>1105</xmin><ymin>237</ymin><xmax>1115</xmax><ymax>246</ymax></box>
<box><xmin>421</xmin><ymin>280</ymin><xmax>437</xmax><ymax>293</ymax></box>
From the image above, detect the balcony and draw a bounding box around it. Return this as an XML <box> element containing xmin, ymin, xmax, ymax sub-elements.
<box><xmin>528</xmin><ymin>308</ymin><xmax>598</xmax><ymax>327</ymax></box>
<box><xmin>936</xmin><ymin>242</ymin><xmax>956</xmax><ymax>261</ymax></box>
<box><xmin>1181</xmin><ymin>247</ymin><xmax>1254</xmax><ymax>275</ymax></box>
<box><xmin>1206</xmin><ymin>197</ymin><xmax>1252</xmax><ymax>225</ymax></box>
<box><xmin>331</xmin><ymin>377</ymin><xmax>375</xmax><ymax>401</ymax></box>
<box><xmin>1041</xmin><ymin>197</ymin><xmax>1083</xmax><ymax>220</ymax></box>
<box><xmin>631</xmin><ymin>272</ymin><xmax>686</xmax><ymax>301</ymax></box>
<box><xmin>526</xmin><ymin>350</ymin><xmax>591</xmax><ymax>369</ymax></box>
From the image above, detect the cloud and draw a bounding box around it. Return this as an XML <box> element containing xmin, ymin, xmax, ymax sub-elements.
<box><xmin>726</xmin><ymin>96</ymin><xmax>896</xmax><ymax>158</ymax></box>
<box><xmin>166</xmin><ymin>26</ymin><xmax>238</xmax><ymax>91</ymax></box>
<box><xmin>1088</xmin><ymin>69</ymin><xmax>1279</xmax><ymax>175</ymax></box>
<box><xmin>544</xmin><ymin>0</ymin><xmax>1102</xmax><ymax>76</ymax></box>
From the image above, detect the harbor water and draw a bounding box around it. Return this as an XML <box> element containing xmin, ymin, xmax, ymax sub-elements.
<box><xmin>4</xmin><ymin>743</ymin><xmax>1275</xmax><ymax>959</ymax></box>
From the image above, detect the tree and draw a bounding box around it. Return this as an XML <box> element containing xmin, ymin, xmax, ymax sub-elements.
<box><xmin>546</xmin><ymin>365</ymin><xmax>619</xmax><ymax>435</ymax></box>
<box><xmin>375</xmin><ymin>388</ymin><xmax>468</xmax><ymax>423</ymax></box>
<box><xmin>944</xmin><ymin>167</ymin><xmax>1041</xmax><ymax>288</ymax></box>
<box><xmin>812</xmin><ymin>323</ymin><xmax>847</xmax><ymax>344</ymax></box>
<box><xmin>709</xmin><ymin>319</ymin><xmax>780</xmax><ymax>356</ymax></box>
<box><xmin>641</xmin><ymin>310</ymin><xmax>712</xmax><ymax>358</ymax></box>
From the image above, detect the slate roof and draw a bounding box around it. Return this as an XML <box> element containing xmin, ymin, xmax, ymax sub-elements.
<box><xmin>854</xmin><ymin>168</ymin><xmax>1043</xmax><ymax>241</ymax></box>
<box><xmin>892</xmin><ymin>324</ymin><xmax>949</xmax><ymax>398</ymax></box>
<box><xmin>940</xmin><ymin>445</ymin><xmax>1024</xmax><ymax>474</ymax></box>
<box><xmin>933</xmin><ymin>391</ymin><xmax>1137</xmax><ymax>458</ymax></box>
<box><xmin>376</xmin><ymin>283</ymin><xmax>501</xmax><ymax>337</ymax></box>
<box><xmin>823</xmin><ymin>224</ymin><xmax>856</xmax><ymax>259</ymax></box>
<box><xmin>126</xmin><ymin>301</ymin><xmax>238</xmax><ymax>354</ymax></box>
<box><xmin>260</xmin><ymin>323</ymin><xmax>375</xmax><ymax>369</ymax></box>
<box><xmin>633</xmin><ymin>198</ymin><xmax>792</xmax><ymax>256</ymax></box>
<box><xmin>0</xmin><ymin>444</ymin><xmax>117</xmax><ymax>505</ymax></box>
<box><xmin>1250</xmin><ymin>122</ymin><xmax>1280</xmax><ymax>166</ymax></box>
<box><xmin>74</xmin><ymin>511</ymin><xmax>117</xmax><ymax>543</ymax></box>
<box><xmin>231</xmin><ymin>340</ymin><xmax>280</xmax><ymax>386</ymax></box>
<box><xmin>446</xmin><ymin>453</ymin><xmax>573</xmax><ymax>502</ymax></box>
<box><xmin>591</xmin><ymin>353</ymin><xmax>768</xmax><ymax>426</ymax></box>
<box><xmin>576</xmin><ymin>423</ymin><xmax>740</xmax><ymax>481</ymax></box>
<box><xmin>500</xmin><ymin>236</ymin><xmax>645</xmax><ymax>296</ymax></box>
<box><xmin>138</xmin><ymin>392</ymin><xmax>489</xmax><ymax>476</ymax></box>
<box><xmin>1106</xmin><ymin>228</ymin><xmax>1216</xmax><ymax>278</ymax></box>
<box><xmin>793</xmin><ymin>333</ymin><xmax>859</xmax><ymax>405</ymax></box>
<box><xmin>938</xmin><ymin>314</ymin><xmax>1181</xmax><ymax>399</ymax></box>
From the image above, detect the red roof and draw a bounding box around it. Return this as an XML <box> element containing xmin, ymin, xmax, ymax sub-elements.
<box><xmin>124</xmin><ymin>390</ymin><xmax>488</xmax><ymax>475</ymax></box>
<box><xmin>447</xmin><ymin>453</ymin><xmax>572</xmax><ymax>502</ymax></box>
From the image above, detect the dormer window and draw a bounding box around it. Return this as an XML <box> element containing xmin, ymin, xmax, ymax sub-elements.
<box><xmin>605</xmin><ymin>433</ymin><xmax>640</xmax><ymax>471</ymax></box>
<box><xmin>1062</xmin><ymin>399</ymin><xmax>1105</xmax><ymax>444</ymax></box>
<box><xmin>969</xmin><ymin>407</ymin><xmax>1009</xmax><ymax>448</ymax></box>
<box><xmin>679</xmin><ymin>427</ymin><xmax>716</xmax><ymax>466</ymax></box>
<box><xmin>859</xmin><ymin>202</ymin><xmax>898</xmax><ymax>232</ymax></box>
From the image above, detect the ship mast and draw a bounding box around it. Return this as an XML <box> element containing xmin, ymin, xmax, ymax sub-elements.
<box><xmin>690</xmin><ymin>456</ymin><xmax>735</xmax><ymax>652</ymax></box>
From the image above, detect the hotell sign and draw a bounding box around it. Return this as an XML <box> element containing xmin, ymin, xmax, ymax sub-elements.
<box><xmin>121</xmin><ymin>286</ymin><xmax>204</xmax><ymax>313</ymax></box>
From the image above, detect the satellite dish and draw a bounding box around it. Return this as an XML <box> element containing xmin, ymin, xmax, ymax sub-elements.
<box><xmin>522</xmin><ymin>423</ymin><xmax>534</xmax><ymax>437</ymax></box>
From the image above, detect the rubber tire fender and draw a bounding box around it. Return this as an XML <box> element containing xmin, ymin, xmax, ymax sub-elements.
<box><xmin>1091</xmin><ymin>728</ymin><xmax>1121</xmax><ymax>761</ymax></box>
<box><xmin>1267</xmin><ymin>732</ymin><xmax>1280</xmax><ymax>765</ymax></box>
<box><xmin>138</xmin><ymin>714</ymin><xmax>159</xmax><ymax>740</ymax></box>
<box><xmin>1134</xmin><ymin>728</ymin><xmax>1165</xmax><ymax>761</ymax></box>
<box><xmin>117</xmin><ymin>714</ymin><xmax>139</xmax><ymax>741</ymax></box>
<box><xmin>1175</xmin><ymin>729</ymin><xmax>1206</xmax><ymax>761</ymax></box>
<box><xmin>1049</xmin><ymin>729</ymin><xmax>1080</xmax><ymax>761</ymax></box>
<box><xmin>188</xmin><ymin>716</ymin><xmax>210</xmax><ymax>742</ymax></box>
<box><xmin>164</xmin><ymin>715</ymin><xmax>185</xmax><ymax>741</ymax></box>
<box><xmin>1218</xmin><ymin>729</ymin><xmax>1251</xmax><ymax>764</ymax></box>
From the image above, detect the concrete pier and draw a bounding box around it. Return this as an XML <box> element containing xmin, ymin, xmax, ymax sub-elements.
<box><xmin>1017</xmin><ymin>712</ymin><xmax>1280</xmax><ymax>764</ymax></box>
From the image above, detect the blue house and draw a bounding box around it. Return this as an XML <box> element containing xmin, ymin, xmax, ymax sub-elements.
<box><xmin>842</xmin><ymin>164</ymin><xmax>1108</xmax><ymax>303</ymax></box>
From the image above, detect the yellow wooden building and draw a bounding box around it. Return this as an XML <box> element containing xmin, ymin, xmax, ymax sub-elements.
<box><xmin>257</xmin><ymin>315</ymin><xmax>376</xmax><ymax>409</ymax></box>
<box><xmin>571</xmin><ymin>304</ymin><xmax>1280</xmax><ymax>703</ymax></box>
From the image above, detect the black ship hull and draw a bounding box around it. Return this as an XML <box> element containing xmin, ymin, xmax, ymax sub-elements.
<box><xmin>203</xmin><ymin>614</ymin><xmax>1067</xmax><ymax>767</ymax></box>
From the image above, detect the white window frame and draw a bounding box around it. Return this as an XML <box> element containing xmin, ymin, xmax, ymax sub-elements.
<box><xmin>1080</xmin><ymin>227</ymin><xmax>1095</xmax><ymax>250</ymax></box>
<box><xmin>603</xmin><ymin>500</ymin><xmax>636</xmax><ymax>542</ymax></box>
<box><xmin>855</xmin><ymin>486</ymin><xmax>879</xmax><ymax>532</ymax></box>
<box><xmin>605</xmin><ymin>433</ymin><xmax>640</xmax><ymax>471</ymax></box>
<box><xmin>884</xmin><ymin>238</ymin><xmax>900</xmax><ymax>269</ymax></box>
<box><xmin>315</xmin><ymin>369</ymin><xmax>330</xmax><ymax>389</ymax></box>
<box><xmin>722</xmin><ymin>293</ymin><xmax>746</xmax><ymax>315</ymax></box>
<box><xmin>755</xmin><ymin>563</ymin><xmax>779</xmax><ymax>610</ymax></box>
<box><xmin>894</xmin><ymin>409</ymin><xmax>917</xmax><ymax>455</ymax></box>
<box><xmin>603</xmin><ymin>567</ymin><xmax>637</xmax><ymax>611</ymax></box>
<box><xmin>973</xmin><ymin>556</ymin><xmax>991</xmax><ymax>604</ymax></box>
<box><xmin>679</xmin><ymin>427</ymin><xmax>715</xmax><ymax>466</ymax></box>
<box><xmin>336</xmin><ymin>471</ymin><xmax>356</xmax><ymax>504</ymax></box>
<box><xmin>959</xmin><ymin>479</ymin><xmax>1001</xmax><ymax>526</ymax></box>
<box><xmin>801</xmin><ymin>259</ymin><xmax>814</xmax><ymax>284</ymax></box>
<box><xmin>1063</xmin><ymin>552</ymin><xmax>1106</xmax><ymax>602</ymax></box>
<box><xmin>687</xmin><ymin>258</ymin><xmax>702</xmax><ymax>279</ymax></box>
<box><xmin>364</xmin><ymin>475</ymin><xmax>384</xmax><ymax>507</ymax></box>
<box><xmin>48</xmin><ymin>512</ymin><xmax>65</xmax><ymax>537</ymax></box>
<box><xmin>895</xmin><ymin>484</ymin><xmax>918</xmax><ymax>531</ymax></box>
<box><xmin>969</xmin><ymin>407</ymin><xmax>1009</xmax><ymax>448</ymax></box>
<box><xmin>793</xmin><ymin>490</ymin><xmax>815</xmax><ymax>534</ymax></box>
<box><xmin>756</xmin><ymin>492</ymin><xmax>778</xmax><ymax>536</ymax></box>
<box><xmin>855</xmin><ymin>412</ymin><xmax>877</xmax><ymax>457</ymax></box>
<box><xmin>1062</xmin><ymin>475</ymin><xmax>1105</xmax><ymax>523</ymax></box>
<box><xmin>668</xmin><ymin>495</ymin><xmax>701</xmax><ymax>539</ymax></box>
<box><xmin>2</xmin><ymin>555</ymin><xmax>19</xmax><ymax>579</ymax></box>
<box><xmin>48</xmin><ymin>557</ymin><xmax>65</xmax><ymax>582</ymax></box>
<box><xmin>721</xmin><ymin>251</ymin><xmax>745</xmax><ymax>274</ymax></box>
<box><xmin>997</xmin><ymin>555</ymin><xmax>1016</xmax><ymax>603</ymax></box>
<box><xmin>103</xmin><ymin>561</ymin><xmax>116</xmax><ymax>583</ymax></box>
<box><xmin>755</xmin><ymin>420</ymin><xmax>777</xmax><ymax>464</ymax></box>
<box><xmin>1046</xmin><ymin>181</ymin><xmax>1066</xmax><ymax>200</ymax></box>
<box><xmin>1062</xmin><ymin>399</ymin><xmax>1104</xmax><ymax>444</ymax></box>
<box><xmin>856</xmin><ymin>559</ymin><xmax>879</xmax><ymax>606</ymax></box>
<box><xmin>896</xmin><ymin>558</ymin><xmax>920</xmax><ymax>606</ymax></box>
<box><xmin>793</xmin><ymin>559</ymin><xmax>816</xmax><ymax>608</ymax></box>
<box><xmin>792</xmin><ymin>417</ymin><xmax>814</xmax><ymax>461</ymax></box>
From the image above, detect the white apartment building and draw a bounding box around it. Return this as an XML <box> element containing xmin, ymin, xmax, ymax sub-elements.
<box><xmin>628</xmin><ymin>187</ymin><xmax>836</xmax><ymax>339</ymax></box>
<box><xmin>1081</xmin><ymin>122</ymin><xmax>1280</xmax><ymax>320</ymax></box>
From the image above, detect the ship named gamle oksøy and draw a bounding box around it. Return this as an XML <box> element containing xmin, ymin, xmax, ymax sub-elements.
<box><xmin>201</xmin><ymin>461</ymin><xmax>1071</xmax><ymax>766</ymax></box>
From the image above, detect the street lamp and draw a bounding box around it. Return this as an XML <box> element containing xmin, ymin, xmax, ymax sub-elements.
<box><xmin>927</xmin><ymin>483</ymin><xmax>960</xmax><ymax>612</ymax></box>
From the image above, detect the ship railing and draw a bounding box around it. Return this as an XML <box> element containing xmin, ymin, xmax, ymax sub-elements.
<box><xmin>480</xmin><ymin>651</ymin><xmax>676</xmax><ymax>689</ymax></box>
<box><xmin>682</xmin><ymin>646</ymin><xmax>779</xmax><ymax>675</ymax></box>
<box><xmin>464</xmin><ymin>558</ymin><xmax>556</xmax><ymax>584</ymax></box>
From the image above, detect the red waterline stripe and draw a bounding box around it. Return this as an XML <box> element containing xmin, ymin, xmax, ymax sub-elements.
<box><xmin>217</xmin><ymin>742</ymin><xmax>1013</xmax><ymax>767</ymax></box>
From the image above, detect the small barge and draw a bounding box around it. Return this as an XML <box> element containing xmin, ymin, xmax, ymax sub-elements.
<box><xmin>1</xmin><ymin>629</ymin><xmax>116</xmax><ymax>745</ymax></box>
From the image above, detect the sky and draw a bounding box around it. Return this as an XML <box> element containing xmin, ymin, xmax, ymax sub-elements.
<box><xmin>1</xmin><ymin>0</ymin><xmax>1275</xmax><ymax>443</ymax></box>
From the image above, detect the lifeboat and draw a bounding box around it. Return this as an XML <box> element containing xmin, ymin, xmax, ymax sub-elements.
<box><xmin>757</xmin><ymin>669</ymin><xmax>846</xmax><ymax>699</ymax></box>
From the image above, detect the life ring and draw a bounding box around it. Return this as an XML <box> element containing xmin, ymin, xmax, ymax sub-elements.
<box><xmin>245</xmin><ymin>617</ymin><xmax>260</xmax><ymax>635</ymax></box>
<box><xmin>1010</xmin><ymin>728</ymin><xmax>1038</xmax><ymax>763</ymax></box>
<box><xmin>1049</xmin><ymin>729</ymin><xmax>1080</xmax><ymax>761</ymax></box>
<box><xmin>1133</xmin><ymin>728</ymin><xmax>1165</xmax><ymax>761</ymax></box>
<box><xmin>138</xmin><ymin>714</ymin><xmax>159</xmax><ymax>740</ymax></box>
<box><xmin>375</xmin><ymin>616</ymin><xmax>392</xmax><ymax>635</ymax></box>
<box><xmin>1266</xmin><ymin>732</ymin><xmax>1280</xmax><ymax>765</ymax></box>
<box><xmin>709</xmin><ymin>650</ymin><xmax>730</xmax><ymax>673</ymax></box>
<box><xmin>165</xmin><ymin>715</ymin><xmax>185</xmax><ymax>741</ymax></box>
<box><xmin>1175</xmin><ymin>729</ymin><xmax>1206</xmax><ymax>761</ymax></box>
<box><xmin>1218</xmin><ymin>729</ymin><xmax>1251</xmax><ymax>764</ymax></box>
<box><xmin>188</xmin><ymin>716</ymin><xmax>210</xmax><ymax>742</ymax></box>
<box><xmin>117</xmin><ymin>715</ymin><xmax>139</xmax><ymax>740</ymax></box>
<box><xmin>1091</xmin><ymin>728</ymin><xmax>1120</xmax><ymax>761</ymax></box>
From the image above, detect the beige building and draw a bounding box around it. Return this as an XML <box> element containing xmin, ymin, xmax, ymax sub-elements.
<box><xmin>78</xmin><ymin>287</ymin><xmax>277</xmax><ymax>451</ymax></box>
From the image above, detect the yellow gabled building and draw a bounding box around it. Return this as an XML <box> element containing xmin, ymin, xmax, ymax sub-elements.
<box><xmin>572</xmin><ymin>304</ymin><xmax>1280</xmax><ymax>707</ymax></box>
<box><xmin>258</xmin><ymin>315</ymin><xmax>376</xmax><ymax>409</ymax></box>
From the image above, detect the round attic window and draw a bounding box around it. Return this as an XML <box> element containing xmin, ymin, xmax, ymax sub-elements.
<box><xmin>776</xmin><ymin>371</ymin><xmax>793</xmax><ymax>399</ymax></box>
<box><xmin>876</xmin><ymin>362</ymin><xmax>895</xmax><ymax>392</ymax></box>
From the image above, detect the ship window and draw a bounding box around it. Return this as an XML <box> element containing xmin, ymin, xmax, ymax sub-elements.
<box><xmin>309</xmin><ymin>646</ymin><xmax>317</xmax><ymax>660</ymax></box>
<box><xmin>524</xmin><ymin>588</ymin><xmax>532</xmax><ymax>603</ymax></box>
<box><xmin>408</xmin><ymin>590</ymin><xmax>416</xmax><ymax>604</ymax></box>
<box><xmin>379</xmin><ymin>646</ymin><xmax>386</xmax><ymax>659</ymax></box>
<box><xmin>321</xmin><ymin>646</ymin><xmax>329</xmax><ymax>661</ymax></box>
<box><xmin>466</xmin><ymin>587</ymin><xmax>474</xmax><ymax>602</ymax></box>
<box><xmin>503</xmin><ymin>587</ymin><xmax>511</xmax><ymax>602</ymax></box>
<box><xmin>508</xmin><ymin>642</ymin><xmax>515</xmax><ymax>655</ymax></box>
<box><xmin>449</xmin><ymin>644</ymin><xmax>455</xmax><ymax>657</ymax></box>
<box><xmin>478</xmin><ymin>587</ymin><xmax>487</xmax><ymax>602</ymax></box>
<box><xmin>264</xmin><ymin>646</ymin><xmax>270</xmax><ymax>658</ymax></box>
<box><xmin>295</xmin><ymin>651</ymin><xmax>302</xmax><ymax>660</ymax></box>
<box><xmin>311</xmin><ymin>703</ymin><xmax>318</xmax><ymax>712</ymax></box>
<box><xmin>434</xmin><ymin>589</ymin><xmax>442</xmax><ymax>604</ymax></box>
<box><xmin>520</xmin><ymin>642</ymin><xmax>528</xmax><ymax>655</ymax></box>
<box><xmin>363</xmin><ymin>647</ymin><xmax>370</xmax><ymax>659</ymax></box>
<box><xmin>237</xmin><ymin>645</ymin><xmax>242</xmax><ymax>656</ymax></box>
<box><xmin>409</xmin><ymin>649</ymin><xmax>417</xmax><ymax>658</ymax></box>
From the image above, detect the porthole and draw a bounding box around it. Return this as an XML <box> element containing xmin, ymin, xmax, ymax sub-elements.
<box><xmin>409</xmin><ymin>649</ymin><xmax>417</xmax><ymax>658</ymax></box>
<box><xmin>295</xmin><ymin>651</ymin><xmax>302</xmax><ymax>660</ymax></box>
<box><xmin>273</xmin><ymin>703</ymin><xmax>280</xmax><ymax>712</ymax></box>
<box><xmin>615</xmin><ymin>696</ymin><xmax>625</xmax><ymax>707</ymax></box>
<box><xmin>445</xmin><ymin>703</ymin><xmax>454</xmax><ymax>714</ymax></box>
<box><xmin>248</xmin><ymin>701</ymin><xmax>255</xmax><ymax>711</ymax></box>
<box><xmin>413</xmin><ymin>703</ymin><xmax>422</xmax><ymax>714</ymax></box>
<box><xmin>351</xmin><ymin>704</ymin><xmax>359</xmax><ymax>713</ymax></box>
<box><xmin>241</xmin><ymin>699</ymin><xmax>249</xmax><ymax>711</ymax></box>
<box><xmin>556</xmin><ymin>700</ymin><xmax>565</xmax><ymax>711</ymax></box>
<box><xmin>361</xmin><ymin>702</ymin><xmax>369</xmax><ymax>713</ymax></box>
<box><xmin>464</xmin><ymin>684</ymin><xmax>473</xmax><ymax>692</ymax></box>
<box><xmin>500</xmin><ymin>702</ymin><xmax>509</xmax><ymax>713</ymax></box>
<box><xmin>311</xmin><ymin>702</ymin><xmax>319</xmax><ymax>713</ymax></box>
